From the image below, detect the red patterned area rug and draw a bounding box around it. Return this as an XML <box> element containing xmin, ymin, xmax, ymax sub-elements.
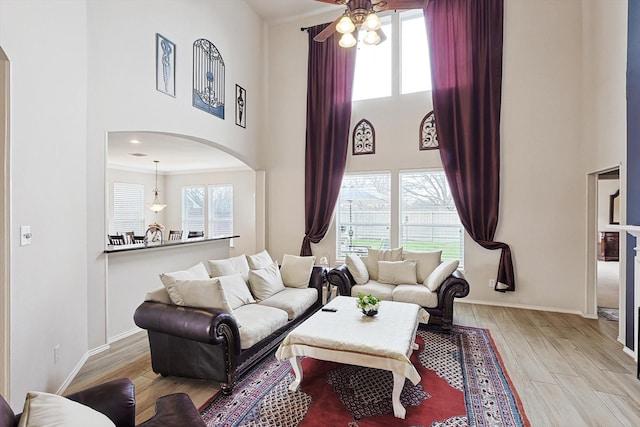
<box><xmin>200</xmin><ymin>325</ymin><xmax>530</xmax><ymax>426</ymax></box>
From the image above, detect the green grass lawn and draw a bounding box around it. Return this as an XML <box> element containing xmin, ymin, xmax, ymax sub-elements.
<box><xmin>346</xmin><ymin>239</ymin><xmax>462</xmax><ymax>260</ymax></box>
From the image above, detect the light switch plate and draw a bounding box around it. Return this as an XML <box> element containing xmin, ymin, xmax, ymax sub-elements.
<box><xmin>20</xmin><ymin>226</ymin><xmax>31</xmax><ymax>246</ymax></box>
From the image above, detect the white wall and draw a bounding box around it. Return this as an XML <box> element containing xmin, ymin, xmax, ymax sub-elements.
<box><xmin>265</xmin><ymin>0</ymin><xmax>628</xmax><ymax>315</ymax></box>
<box><xmin>0</xmin><ymin>0</ymin><xmax>88</xmax><ymax>407</ymax></box>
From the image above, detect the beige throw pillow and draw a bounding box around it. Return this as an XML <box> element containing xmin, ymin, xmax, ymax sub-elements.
<box><xmin>208</xmin><ymin>254</ymin><xmax>250</xmax><ymax>283</ymax></box>
<box><xmin>217</xmin><ymin>273</ymin><xmax>255</xmax><ymax>309</ymax></box>
<box><xmin>246</xmin><ymin>250</ymin><xmax>274</xmax><ymax>270</ymax></box>
<box><xmin>248</xmin><ymin>261</ymin><xmax>285</xmax><ymax>301</ymax></box>
<box><xmin>168</xmin><ymin>278</ymin><xmax>234</xmax><ymax>312</ymax></box>
<box><xmin>159</xmin><ymin>262</ymin><xmax>210</xmax><ymax>302</ymax></box>
<box><xmin>378</xmin><ymin>260</ymin><xmax>418</xmax><ymax>285</ymax></box>
<box><xmin>424</xmin><ymin>260</ymin><xmax>459</xmax><ymax>291</ymax></box>
<box><xmin>365</xmin><ymin>247</ymin><xmax>403</xmax><ymax>280</ymax></box>
<box><xmin>280</xmin><ymin>254</ymin><xmax>316</xmax><ymax>288</ymax></box>
<box><xmin>18</xmin><ymin>391</ymin><xmax>116</xmax><ymax>427</ymax></box>
<box><xmin>345</xmin><ymin>254</ymin><xmax>369</xmax><ymax>285</ymax></box>
<box><xmin>403</xmin><ymin>250</ymin><xmax>442</xmax><ymax>283</ymax></box>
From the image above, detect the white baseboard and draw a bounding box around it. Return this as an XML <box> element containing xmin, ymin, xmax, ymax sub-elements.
<box><xmin>56</xmin><ymin>352</ymin><xmax>89</xmax><ymax>395</ymax></box>
<box><xmin>623</xmin><ymin>346</ymin><xmax>637</xmax><ymax>362</ymax></box>
<box><xmin>107</xmin><ymin>327</ymin><xmax>142</xmax><ymax>345</ymax></box>
<box><xmin>457</xmin><ymin>298</ymin><xmax>587</xmax><ymax>317</ymax></box>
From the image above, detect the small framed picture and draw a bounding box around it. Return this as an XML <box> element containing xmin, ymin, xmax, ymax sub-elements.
<box><xmin>156</xmin><ymin>33</ymin><xmax>176</xmax><ymax>97</ymax></box>
<box><xmin>235</xmin><ymin>84</ymin><xmax>246</xmax><ymax>128</ymax></box>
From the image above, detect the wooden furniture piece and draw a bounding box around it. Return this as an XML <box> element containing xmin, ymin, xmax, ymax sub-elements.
<box><xmin>187</xmin><ymin>230</ymin><xmax>204</xmax><ymax>238</ymax></box>
<box><xmin>107</xmin><ymin>234</ymin><xmax>126</xmax><ymax>245</ymax></box>
<box><xmin>168</xmin><ymin>230</ymin><xmax>183</xmax><ymax>240</ymax></box>
<box><xmin>276</xmin><ymin>296</ymin><xmax>422</xmax><ymax>419</ymax></box>
<box><xmin>599</xmin><ymin>231</ymin><xmax>619</xmax><ymax>261</ymax></box>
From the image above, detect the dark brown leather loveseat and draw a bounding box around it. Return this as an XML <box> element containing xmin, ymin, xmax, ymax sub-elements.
<box><xmin>133</xmin><ymin>266</ymin><xmax>325</xmax><ymax>395</ymax></box>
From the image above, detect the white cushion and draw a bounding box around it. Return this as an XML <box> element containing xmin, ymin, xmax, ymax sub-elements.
<box><xmin>377</xmin><ymin>260</ymin><xmax>417</xmax><ymax>285</ymax></box>
<box><xmin>424</xmin><ymin>260</ymin><xmax>460</xmax><ymax>291</ymax></box>
<box><xmin>392</xmin><ymin>284</ymin><xmax>439</xmax><ymax>308</ymax></box>
<box><xmin>365</xmin><ymin>247</ymin><xmax>403</xmax><ymax>280</ymax></box>
<box><xmin>403</xmin><ymin>250</ymin><xmax>442</xmax><ymax>283</ymax></box>
<box><xmin>280</xmin><ymin>254</ymin><xmax>315</xmax><ymax>288</ymax></box>
<box><xmin>258</xmin><ymin>287</ymin><xmax>318</xmax><ymax>319</ymax></box>
<box><xmin>351</xmin><ymin>281</ymin><xmax>395</xmax><ymax>302</ymax></box>
<box><xmin>208</xmin><ymin>255</ymin><xmax>250</xmax><ymax>283</ymax></box>
<box><xmin>246</xmin><ymin>249</ymin><xmax>274</xmax><ymax>270</ymax></box>
<box><xmin>217</xmin><ymin>273</ymin><xmax>255</xmax><ymax>309</ymax></box>
<box><xmin>234</xmin><ymin>304</ymin><xmax>288</xmax><ymax>349</ymax></box>
<box><xmin>18</xmin><ymin>391</ymin><xmax>115</xmax><ymax>427</ymax></box>
<box><xmin>144</xmin><ymin>287</ymin><xmax>172</xmax><ymax>304</ymax></box>
<box><xmin>169</xmin><ymin>278</ymin><xmax>233</xmax><ymax>313</ymax></box>
<box><xmin>345</xmin><ymin>254</ymin><xmax>369</xmax><ymax>285</ymax></box>
<box><xmin>248</xmin><ymin>261</ymin><xmax>285</xmax><ymax>301</ymax></box>
<box><xmin>159</xmin><ymin>263</ymin><xmax>210</xmax><ymax>302</ymax></box>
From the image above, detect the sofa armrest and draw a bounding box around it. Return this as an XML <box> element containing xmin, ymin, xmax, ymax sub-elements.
<box><xmin>65</xmin><ymin>378</ymin><xmax>135</xmax><ymax>427</ymax></box>
<box><xmin>309</xmin><ymin>265</ymin><xmax>326</xmax><ymax>301</ymax></box>
<box><xmin>436</xmin><ymin>269</ymin><xmax>470</xmax><ymax>305</ymax></box>
<box><xmin>136</xmin><ymin>393</ymin><xmax>205</xmax><ymax>427</ymax></box>
<box><xmin>327</xmin><ymin>264</ymin><xmax>355</xmax><ymax>296</ymax></box>
<box><xmin>133</xmin><ymin>301</ymin><xmax>241</xmax><ymax>355</ymax></box>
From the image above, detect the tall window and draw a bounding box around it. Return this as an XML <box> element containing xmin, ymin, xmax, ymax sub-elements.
<box><xmin>113</xmin><ymin>182</ymin><xmax>144</xmax><ymax>234</ymax></box>
<box><xmin>400</xmin><ymin>170</ymin><xmax>463</xmax><ymax>264</ymax></box>
<box><xmin>352</xmin><ymin>16</ymin><xmax>392</xmax><ymax>101</ymax></box>
<box><xmin>208</xmin><ymin>185</ymin><xmax>233</xmax><ymax>238</ymax></box>
<box><xmin>400</xmin><ymin>10</ymin><xmax>431</xmax><ymax>94</ymax></box>
<box><xmin>182</xmin><ymin>186</ymin><xmax>205</xmax><ymax>234</ymax></box>
<box><xmin>335</xmin><ymin>173</ymin><xmax>391</xmax><ymax>259</ymax></box>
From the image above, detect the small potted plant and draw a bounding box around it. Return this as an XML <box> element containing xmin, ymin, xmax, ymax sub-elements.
<box><xmin>356</xmin><ymin>292</ymin><xmax>381</xmax><ymax>317</ymax></box>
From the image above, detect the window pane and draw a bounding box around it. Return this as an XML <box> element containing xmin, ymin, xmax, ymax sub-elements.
<box><xmin>113</xmin><ymin>182</ymin><xmax>144</xmax><ymax>235</ymax></box>
<box><xmin>399</xmin><ymin>170</ymin><xmax>463</xmax><ymax>265</ymax></box>
<box><xmin>336</xmin><ymin>173</ymin><xmax>391</xmax><ymax>260</ymax></box>
<box><xmin>352</xmin><ymin>17</ymin><xmax>392</xmax><ymax>101</ymax></box>
<box><xmin>182</xmin><ymin>186</ymin><xmax>205</xmax><ymax>234</ymax></box>
<box><xmin>208</xmin><ymin>185</ymin><xmax>233</xmax><ymax>238</ymax></box>
<box><xmin>400</xmin><ymin>11</ymin><xmax>432</xmax><ymax>94</ymax></box>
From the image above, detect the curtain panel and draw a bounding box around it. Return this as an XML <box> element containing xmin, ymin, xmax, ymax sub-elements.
<box><xmin>300</xmin><ymin>25</ymin><xmax>357</xmax><ymax>256</ymax></box>
<box><xmin>424</xmin><ymin>0</ymin><xmax>515</xmax><ymax>291</ymax></box>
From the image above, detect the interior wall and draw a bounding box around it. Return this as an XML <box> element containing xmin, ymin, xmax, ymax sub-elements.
<box><xmin>0</xmin><ymin>0</ymin><xmax>89</xmax><ymax>407</ymax></box>
<box><xmin>0</xmin><ymin>47</ymin><xmax>9</xmax><ymax>398</ymax></box>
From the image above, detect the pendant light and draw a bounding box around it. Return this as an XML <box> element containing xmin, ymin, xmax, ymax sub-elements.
<box><xmin>146</xmin><ymin>160</ymin><xmax>167</xmax><ymax>213</ymax></box>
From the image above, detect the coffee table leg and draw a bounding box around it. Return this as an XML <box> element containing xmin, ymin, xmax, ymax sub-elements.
<box><xmin>391</xmin><ymin>373</ymin><xmax>406</xmax><ymax>419</ymax></box>
<box><xmin>288</xmin><ymin>357</ymin><xmax>303</xmax><ymax>391</ymax></box>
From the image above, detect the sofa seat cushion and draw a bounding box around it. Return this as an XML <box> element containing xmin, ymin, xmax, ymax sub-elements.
<box><xmin>350</xmin><ymin>281</ymin><xmax>395</xmax><ymax>301</ymax></box>
<box><xmin>392</xmin><ymin>284</ymin><xmax>439</xmax><ymax>308</ymax></box>
<box><xmin>233</xmin><ymin>304</ymin><xmax>288</xmax><ymax>349</ymax></box>
<box><xmin>258</xmin><ymin>288</ymin><xmax>318</xmax><ymax>320</ymax></box>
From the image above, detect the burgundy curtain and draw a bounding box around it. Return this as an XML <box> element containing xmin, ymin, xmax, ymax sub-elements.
<box><xmin>300</xmin><ymin>25</ymin><xmax>357</xmax><ymax>256</ymax></box>
<box><xmin>424</xmin><ymin>0</ymin><xmax>515</xmax><ymax>291</ymax></box>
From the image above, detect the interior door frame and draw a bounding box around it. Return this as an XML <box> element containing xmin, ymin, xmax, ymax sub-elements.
<box><xmin>0</xmin><ymin>46</ymin><xmax>10</xmax><ymax>399</ymax></box>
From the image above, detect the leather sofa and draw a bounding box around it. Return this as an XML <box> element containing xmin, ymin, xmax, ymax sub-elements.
<box><xmin>0</xmin><ymin>378</ymin><xmax>204</xmax><ymax>427</ymax></box>
<box><xmin>327</xmin><ymin>265</ymin><xmax>469</xmax><ymax>331</ymax></box>
<box><xmin>134</xmin><ymin>266</ymin><xmax>325</xmax><ymax>395</ymax></box>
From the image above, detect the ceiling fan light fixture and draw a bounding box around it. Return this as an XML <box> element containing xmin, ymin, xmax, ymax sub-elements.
<box><xmin>336</xmin><ymin>15</ymin><xmax>356</xmax><ymax>34</ymax></box>
<box><xmin>364</xmin><ymin>12</ymin><xmax>382</xmax><ymax>31</ymax></box>
<box><xmin>363</xmin><ymin>29</ymin><xmax>381</xmax><ymax>45</ymax></box>
<box><xmin>339</xmin><ymin>32</ymin><xmax>357</xmax><ymax>48</ymax></box>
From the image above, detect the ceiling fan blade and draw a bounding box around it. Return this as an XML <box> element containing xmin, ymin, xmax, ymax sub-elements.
<box><xmin>314</xmin><ymin>0</ymin><xmax>348</xmax><ymax>5</ymax></box>
<box><xmin>313</xmin><ymin>16</ymin><xmax>340</xmax><ymax>42</ymax></box>
<box><xmin>383</xmin><ymin>0</ymin><xmax>430</xmax><ymax>10</ymax></box>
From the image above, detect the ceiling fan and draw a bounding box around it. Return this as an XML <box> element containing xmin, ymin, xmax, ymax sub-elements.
<box><xmin>313</xmin><ymin>0</ymin><xmax>429</xmax><ymax>47</ymax></box>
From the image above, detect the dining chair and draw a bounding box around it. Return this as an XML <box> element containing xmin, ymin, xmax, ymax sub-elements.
<box><xmin>187</xmin><ymin>231</ymin><xmax>204</xmax><ymax>238</ymax></box>
<box><xmin>123</xmin><ymin>231</ymin><xmax>135</xmax><ymax>244</ymax></box>
<box><xmin>168</xmin><ymin>230</ymin><xmax>183</xmax><ymax>241</ymax></box>
<box><xmin>131</xmin><ymin>235</ymin><xmax>146</xmax><ymax>244</ymax></box>
<box><xmin>108</xmin><ymin>235</ymin><xmax>126</xmax><ymax>245</ymax></box>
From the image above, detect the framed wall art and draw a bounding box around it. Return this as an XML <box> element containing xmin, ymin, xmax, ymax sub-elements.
<box><xmin>419</xmin><ymin>111</ymin><xmax>439</xmax><ymax>150</ymax></box>
<box><xmin>352</xmin><ymin>118</ymin><xmax>375</xmax><ymax>155</ymax></box>
<box><xmin>156</xmin><ymin>33</ymin><xmax>176</xmax><ymax>97</ymax></box>
<box><xmin>235</xmin><ymin>84</ymin><xmax>246</xmax><ymax>128</ymax></box>
<box><xmin>192</xmin><ymin>38</ymin><xmax>225</xmax><ymax>119</ymax></box>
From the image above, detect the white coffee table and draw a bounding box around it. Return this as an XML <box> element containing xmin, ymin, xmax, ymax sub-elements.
<box><xmin>275</xmin><ymin>296</ymin><xmax>425</xmax><ymax>419</ymax></box>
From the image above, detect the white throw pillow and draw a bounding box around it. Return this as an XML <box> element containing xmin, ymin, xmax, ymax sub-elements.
<box><xmin>378</xmin><ymin>260</ymin><xmax>418</xmax><ymax>285</ymax></box>
<box><xmin>403</xmin><ymin>250</ymin><xmax>442</xmax><ymax>283</ymax></box>
<box><xmin>217</xmin><ymin>273</ymin><xmax>255</xmax><ymax>309</ymax></box>
<box><xmin>208</xmin><ymin>254</ymin><xmax>250</xmax><ymax>283</ymax></box>
<box><xmin>424</xmin><ymin>260</ymin><xmax>460</xmax><ymax>292</ymax></box>
<box><xmin>159</xmin><ymin>262</ymin><xmax>210</xmax><ymax>302</ymax></box>
<box><xmin>280</xmin><ymin>254</ymin><xmax>316</xmax><ymax>288</ymax></box>
<box><xmin>246</xmin><ymin>250</ymin><xmax>274</xmax><ymax>270</ymax></box>
<box><xmin>248</xmin><ymin>261</ymin><xmax>285</xmax><ymax>301</ymax></box>
<box><xmin>18</xmin><ymin>391</ymin><xmax>115</xmax><ymax>427</ymax></box>
<box><xmin>345</xmin><ymin>254</ymin><xmax>369</xmax><ymax>285</ymax></box>
<box><xmin>365</xmin><ymin>247</ymin><xmax>403</xmax><ymax>280</ymax></box>
<box><xmin>169</xmin><ymin>278</ymin><xmax>234</xmax><ymax>313</ymax></box>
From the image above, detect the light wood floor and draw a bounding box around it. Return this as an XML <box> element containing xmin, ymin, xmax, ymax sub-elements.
<box><xmin>66</xmin><ymin>303</ymin><xmax>640</xmax><ymax>426</ymax></box>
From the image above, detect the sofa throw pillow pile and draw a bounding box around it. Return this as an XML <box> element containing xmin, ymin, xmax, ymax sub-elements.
<box><xmin>345</xmin><ymin>253</ymin><xmax>369</xmax><ymax>284</ymax></box>
<box><xmin>280</xmin><ymin>254</ymin><xmax>315</xmax><ymax>288</ymax></box>
<box><xmin>248</xmin><ymin>261</ymin><xmax>285</xmax><ymax>301</ymax></box>
<box><xmin>377</xmin><ymin>260</ymin><xmax>417</xmax><ymax>285</ymax></box>
<box><xmin>208</xmin><ymin>254</ymin><xmax>251</xmax><ymax>283</ymax></box>
<box><xmin>159</xmin><ymin>262</ymin><xmax>210</xmax><ymax>304</ymax></box>
<box><xmin>170</xmin><ymin>278</ymin><xmax>234</xmax><ymax>314</ymax></box>
<box><xmin>217</xmin><ymin>273</ymin><xmax>255</xmax><ymax>309</ymax></box>
<box><xmin>424</xmin><ymin>260</ymin><xmax>459</xmax><ymax>291</ymax></box>
<box><xmin>246</xmin><ymin>249</ymin><xmax>274</xmax><ymax>270</ymax></box>
<box><xmin>365</xmin><ymin>247</ymin><xmax>403</xmax><ymax>280</ymax></box>
<box><xmin>18</xmin><ymin>391</ymin><xmax>115</xmax><ymax>427</ymax></box>
<box><xmin>403</xmin><ymin>250</ymin><xmax>442</xmax><ymax>283</ymax></box>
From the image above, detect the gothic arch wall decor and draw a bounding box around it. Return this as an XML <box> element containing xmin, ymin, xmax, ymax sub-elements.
<box><xmin>193</xmin><ymin>38</ymin><xmax>225</xmax><ymax>119</ymax></box>
<box><xmin>352</xmin><ymin>118</ymin><xmax>375</xmax><ymax>155</ymax></box>
<box><xmin>419</xmin><ymin>111</ymin><xmax>439</xmax><ymax>150</ymax></box>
